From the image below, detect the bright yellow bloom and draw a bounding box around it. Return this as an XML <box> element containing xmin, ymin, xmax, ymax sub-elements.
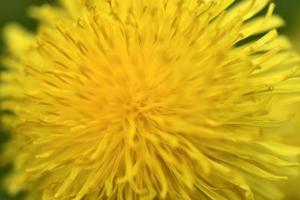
<box><xmin>1</xmin><ymin>0</ymin><xmax>300</xmax><ymax>199</ymax></box>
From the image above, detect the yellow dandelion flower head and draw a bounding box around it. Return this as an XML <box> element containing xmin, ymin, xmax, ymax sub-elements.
<box><xmin>1</xmin><ymin>0</ymin><xmax>300</xmax><ymax>199</ymax></box>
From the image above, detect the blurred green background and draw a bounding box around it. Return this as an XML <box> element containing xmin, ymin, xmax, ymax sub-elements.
<box><xmin>0</xmin><ymin>0</ymin><xmax>299</xmax><ymax>199</ymax></box>
<box><xmin>0</xmin><ymin>1</ymin><xmax>42</xmax><ymax>199</ymax></box>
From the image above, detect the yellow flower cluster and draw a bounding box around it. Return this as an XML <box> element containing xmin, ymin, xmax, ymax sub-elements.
<box><xmin>1</xmin><ymin>0</ymin><xmax>300</xmax><ymax>199</ymax></box>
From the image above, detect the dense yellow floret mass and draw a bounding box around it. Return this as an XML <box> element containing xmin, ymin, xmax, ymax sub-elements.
<box><xmin>1</xmin><ymin>0</ymin><xmax>300</xmax><ymax>200</ymax></box>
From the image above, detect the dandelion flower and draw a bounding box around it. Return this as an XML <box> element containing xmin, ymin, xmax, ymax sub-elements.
<box><xmin>1</xmin><ymin>0</ymin><xmax>300</xmax><ymax>199</ymax></box>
